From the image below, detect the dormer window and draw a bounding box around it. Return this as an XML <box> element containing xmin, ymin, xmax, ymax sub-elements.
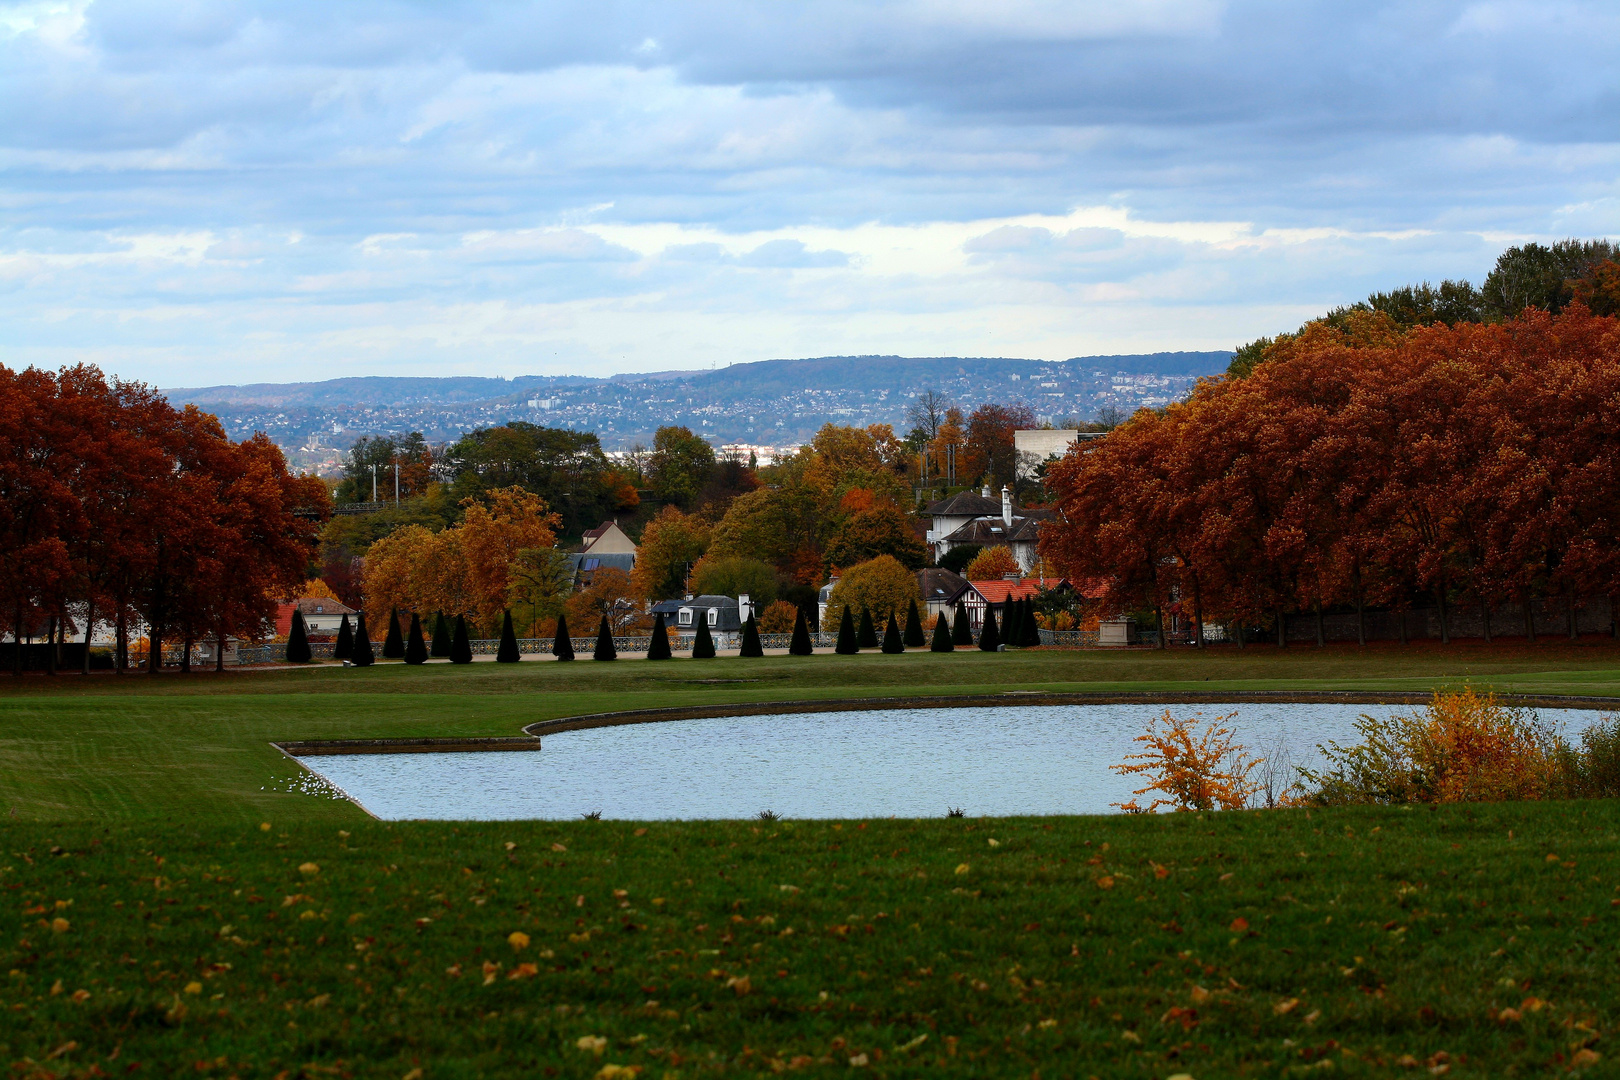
<box><xmin>678</xmin><ymin>609</ymin><xmax>693</xmax><ymax>626</ymax></box>
<box><xmin>707</xmin><ymin>608</ymin><xmax>719</xmax><ymax>626</ymax></box>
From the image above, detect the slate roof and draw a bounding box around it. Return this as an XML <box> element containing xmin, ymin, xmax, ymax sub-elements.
<box><xmin>925</xmin><ymin>491</ymin><xmax>1004</xmax><ymax>517</ymax></box>
<box><xmin>916</xmin><ymin>567</ymin><xmax>971</xmax><ymax>605</ymax></box>
<box><xmin>567</xmin><ymin>552</ymin><xmax>636</xmax><ymax>575</ymax></box>
<box><xmin>941</xmin><ymin>509</ymin><xmax>1051</xmax><ymax>546</ymax></box>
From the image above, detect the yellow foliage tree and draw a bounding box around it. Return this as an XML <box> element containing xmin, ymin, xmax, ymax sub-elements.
<box><xmin>299</xmin><ymin>578</ymin><xmax>341</xmax><ymax>602</ymax></box>
<box><xmin>458</xmin><ymin>487</ymin><xmax>561</xmax><ymax>628</ymax></box>
<box><xmin>824</xmin><ymin>554</ymin><xmax>920</xmax><ymax>628</ymax></box>
<box><xmin>1111</xmin><ymin>710</ymin><xmax>1260</xmax><ymax>813</ymax></box>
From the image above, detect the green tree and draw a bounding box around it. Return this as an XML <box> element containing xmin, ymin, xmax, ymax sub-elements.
<box><xmin>443</xmin><ymin>422</ymin><xmax>634</xmax><ymax>538</ymax></box>
<box><xmin>648</xmin><ymin>426</ymin><xmax>717</xmax><ymax>508</ymax></box>
<box><xmin>334</xmin><ymin>433</ymin><xmax>437</xmax><ymax>505</ymax></box>
<box><xmin>691</xmin><ymin>556</ymin><xmax>778</xmax><ymax>607</ymax></box>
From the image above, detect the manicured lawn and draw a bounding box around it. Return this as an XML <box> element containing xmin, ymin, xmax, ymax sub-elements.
<box><xmin>5</xmin><ymin>643</ymin><xmax>1620</xmax><ymax>825</ymax></box>
<box><xmin>3</xmin><ymin>803</ymin><xmax>1616</xmax><ymax>1077</ymax></box>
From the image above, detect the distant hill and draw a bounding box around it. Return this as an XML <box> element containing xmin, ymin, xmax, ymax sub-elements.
<box><xmin>163</xmin><ymin>350</ymin><xmax>1231</xmax><ymax>469</ymax></box>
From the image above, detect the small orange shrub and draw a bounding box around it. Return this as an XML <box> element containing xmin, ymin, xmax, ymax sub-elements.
<box><xmin>1111</xmin><ymin>710</ymin><xmax>1259</xmax><ymax>812</ymax></box>
<box><xmin>757</xmin><ymin>600</ymin><xmax>799</xmax><ymax>634</ymax></box>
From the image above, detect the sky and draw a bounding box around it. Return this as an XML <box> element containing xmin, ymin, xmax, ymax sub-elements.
<box><xmin>2</xmin><ymin>0</ymin><xmax>1618</xmax><ymax>387</ymax></box>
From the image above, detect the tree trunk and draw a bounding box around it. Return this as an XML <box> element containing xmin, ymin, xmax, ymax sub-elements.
<box><xmin>45</xmin><ymin>614</ymin><xmax>56</xmax><ymax>676</ymax></box>
<box><xmin>1233</xmin><ymin>621</ymin><xmax>1245</xmax><ymax>648</ymax></box>
<box><xmin>1567</xmin><ymin>593</ymin><xmax>1579</xmax><ymax>640</ymax></box>
<box><xmin>1276</xmin><ymin>606</ymin><xmax>1287</xmax><ymax>648</ymax></box>
<box><xmin>1480</xmin><ymin>597</ymin><xmax>1492</xmax><ymax>644</ymax></box>
<box><xmin>1314</xmin><ymin>602</ymin><xmax>1325</xmax><ymax>647</ymax></box>
<box><xmin>1525</xmin><ymin>598</ymin><xmax>1536</xmax><ymax>643</ymax></box>
<box><xmin>1154</xmin><ymin>604</ymin><xmax>1166</xmax><ymax>650</ymax></box>
<box><xmin>1437</xmin><ymin>589</ymin><xmax>1450</xmax><ymax>644</ymax></box>
<box><xmin>1398</xmin><ymin>608</ymin><xmax>1408</xmax><ymax>646</ymax></box>
<box><xmin>81</xmin><ymin>599</ymin><xmax>95</xmax><ymax>675</ymax></box>
<box><xmin>216</xmin><ymin>621</ymin><xmax>226</xmax><ymax>673</ymax></box>
<box><xmin>115</xmin><ymin>604</ymin><xmax>127</xmax><ymax>675</ymax></box>
<box><xmin>181</xmin><ymin>631</ymin><xmax>193</xmax><ymax>674</ymax></box>
<box><xmin>1611</xmin><ymin>594</ymin><xmax>1618</xmax><ymax>639</ymax></box>
<box><xmin>13</xmin><ymin>602</ymin><xmax>23</xmax><ymax>676</ymax></box>
<box><xmin>1191</xmin><ymin>578</ymin><xmax>1205</xmax><ymax>649</ymax></box>
<box><xmin>1353</xmin><ymin>565</ymin><xmax>1366</xmax><ymax>646</ymax></box>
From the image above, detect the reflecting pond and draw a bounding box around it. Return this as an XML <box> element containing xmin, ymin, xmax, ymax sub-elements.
<box><xmin>300</xmin><ymin>703</ymin><xmax>1599</xmax><ymax>821</ymax></box>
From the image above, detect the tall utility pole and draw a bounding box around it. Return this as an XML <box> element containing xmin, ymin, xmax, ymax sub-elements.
<box><xmin>371</xmin><ymin>464</ymin><xmax>378</xmax><ymax>503</ymax></box>
<box><xmin>393</xmin><ymin>462</ymin><xmax>400</xmax><ymax>505</ymax></box>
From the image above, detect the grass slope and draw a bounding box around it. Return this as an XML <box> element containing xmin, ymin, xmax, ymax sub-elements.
<box><xmin>3</xmin><ymin>804</ymin><xmax>1615</xmax><ymax>1077</ymax></box>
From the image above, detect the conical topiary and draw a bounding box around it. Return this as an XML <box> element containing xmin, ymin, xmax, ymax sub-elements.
<box><xmin>351</xmin><ymin>612</ymin><xmax>374</xmax><ymax>666</ymax></box>
<box><xmin>835</xmin><ymin>606</ymin><xmax>859</xmax><ymax>654</ymax></box>
<box><xmin>1022</xmin><ymin>602</ymin><xmax>1041</xmax><ymax>647</ymax></box>
<box><xmin>979</xmin><ymin>605</ymin><xmax>1001</xmax><ymax>651</ymax></box>
<box><xmin>952</xmin><ymin>601</ymin><xmax>973</xmax><ymax>645</ymax></box>
<box><xmin>647</xmin><ymin>612</ymin><xmax>672</xmax><ymax>660</ymax></box>
<box><xmin>1002</xmin><ymin>598</ymin><xmax>1018</xmax><ymax>645</ymax></box>
<box><xmin>857</xmin><ymin>607</ymin><xmax>879</xmax><ymax>648</ymax></box>
<box><xmin>593</xmin><ymin>615</ymin><xmax>616</xmax><ymax>660</ymax></box>
<box><xmin>497</xmin><ymin>610</ymin><xmax>520</xmax><ymax>662</ymax></box>
<box><xmin>930</xmin><ymin>612</ymin><xmax>954</xmax><ymax>652</ymax></box>
<box><xmin>334</xmin><ymin>613</ymin><xmax>354</xmax><ymax>660</ymax></box>
<box><xmin>286</xmin><ymin>609</ymin><xmax>312</xmax><ymax>663</ymax></box>
<box><xmin>430</xmin><ymin>612</ymin><xmax>452</xmax><ymax>658</ymax></box>
<box><xmin>789</xmin><ymin>606</ymin><xmax>813</xmax><ymax>655</ymax></box>
<box><xmin>405</xmin><ymin>613</ymin><xmax>428</xmax><ymax>665</ymax></box>
<box><xmin>881</xmin><ymin>611</ymin><xmax>905</xmax><ymax>653</ymax></box>
<box><xmin>552</xmin><ymin>613</ymin><xmax>574</xmax><ymax>661</ymax></box>
<box><xmin>451</xmin><ymin>615</ymin><xmax>473</xmax><ymax>664</ymax></box>
<box><xmin>383</xmin><ymin>608</ymin><xmax>405</xmax><ymax>659</ymax></box>
<box><xmin>904</xmin><ymin>598</ymin><xmax>926</xmax><ymax>647</ymax></box>
<box><xmin>691</xmin><ymin>614</ymin><xmax>715</xmax><ymax>659</ymax></box>
<box><xmin>740</xmin><ymin>614</ymin><xmax>764</xmax><ymax>657</ymax></box>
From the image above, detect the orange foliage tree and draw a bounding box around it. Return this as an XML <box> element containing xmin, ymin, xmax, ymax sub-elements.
<box><xmin>1111</xmin><ymin>710</ymin><xmax>1260</xmax><ymax>812</ymax></box>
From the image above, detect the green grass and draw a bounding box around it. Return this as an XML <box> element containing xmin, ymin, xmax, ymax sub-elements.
<box><xmin>3</xmin><ymin>804</ymin><xmax>1616</xmax><ymax>1077</ymax></box>
<box><xmin>7</xmin><ymin>643</ymin><xmax>1620</xmax><ymax>825</ymax></box>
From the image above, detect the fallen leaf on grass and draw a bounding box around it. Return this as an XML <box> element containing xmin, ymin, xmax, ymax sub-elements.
<box><xmin>725</xmin><ymin>976</ymin><xmax>752</xmax><ymax>996</ymax></box>
<box><xmin>70</xmin><ymin>990</ymin><xmax>90</xmax><ymax>1003</ymax></box>
<box><xmin>954</xmin><ymin>864</ymin><xmax>970</xmax><ymax>876</ymax></box>
<box><xmin>43</xmin><ymin>1042</ymin><xmax>76</xmax><ymax>1061</ymax></box>
<box><xmin>552</xmin><ymin>843</ymin><xmax>567</xmax><ymax>852</ymax></box>
<box><xmin>299</xmin><ymin>862</ymin><xmax>320</xmax><ymax>876</ymax></box>
<box><xmin>1496</xmin><ymin>1007</ymin><xmax>1521</xmax><ymax>1023</ymax></box>
<box><xmin>987</xmin><ymin>839</ymin><xmax>1000</xmax><ymax>847</ymax></box>
<box><xmin>1273</xmin><ymin>998</ymin><xmax>1299</xmax><ymax>1015</ymax></box>
<box><xmin>508</xmin><ymin>931</ymin><xmax>530</xmax><ymax>951</ymax></box>
<box><xmin>50</xmin><ymin>917</ymin><xmax>69</xmax><ymax>933</ymax></box>
<box><xmin>1521</xmin><ymin>996</ymin><xmax>1546</xmax><ymax>1012</ymax></box>
<box><xmin>184</xmin><ymin>981</ymin><xmax>203</xmax><ymax>995</ymax></box>
<box><xmin>1153</xmin><ymin>863</ymin><xmax>1170</xmax><ymax>880</ymax></box>
<box><xmin>402</xmin><ymin>1070</ymin><xmax>423</xmax><ymax>1080</ymax></box>
<box><xmin>1229</xmin><ymin>917</ymin><xmax>1249</xmax><ymax>932</ymax></box>
<box><xmin>507</xmin><ymin>963</ymin><xmax>539</xmax><ymax>980</ymax></box>
<box><xmin>482</xmin><ymin>961</ymin><xmax>501</xmax><ymax>986</ymax></box>
<box><xmin>1190</xmin><ymin>986</ymin><xmax>1211</xmax><ymax>1004</ymax></box>
<box><xmin>504</xmin><ymin>841</ymin><xmax>516</xmax><ymax>851</ymax></box>
<box><xmin>1303</xmin><ymin>1009</ymin><xmax>1320</xmax><ymax>1025</ymax></box>
<box><xmin>1395</xmin><ymin>1054</ymin><xmax>1419</xmax><ymax>1068</ymax></box>
<box><xmin>576</xmin><ymin>1036</ymin><xmax>608</xmax><ymax>1056</ymax></box>
<box><xmin>1096</xmin><ymin>876</ymin><xmax>1115</xmax><ymax>890</ymax></box>
<box><xmin>1573</xmin><ymin>1049</ymin><xmax>1601</xmax><ymax>1067</ymax></box>
<box><xmin>847</xmin><ymin>1054</ymin><xmax>868</xmax><ymax>1067</ymax></box>
<box><xmin>596</xmin><ymin>1066</ymin><xmax>640</xmax><ymax>1079</ymax></box>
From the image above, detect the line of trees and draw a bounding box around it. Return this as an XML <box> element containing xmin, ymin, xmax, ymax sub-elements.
<box><xmin>1041</xmin><ymin>305</ymin><xmax>1620</xmax><ymax>644</ymax></box>
<box><xmin>1</xmin><ymin>364</ymin><xmax>330</xmax><ymax>673</ymax></box>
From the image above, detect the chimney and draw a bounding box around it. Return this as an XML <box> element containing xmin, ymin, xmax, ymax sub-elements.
<box><xmin>981</xmin><ymin>484</ymin><xmax>991</xmax><ymax>498</ymax></box>
<box><xmin>1001</xmin><ymin>485</ymin><xmax>1013</xmax><ymax>526</ymax></box>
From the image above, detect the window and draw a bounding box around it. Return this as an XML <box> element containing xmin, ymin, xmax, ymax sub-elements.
<box><xmin>582</xmin><ymin>558</ymin><xmax>600</xmax><ymax>572</ymax></box>
<box><xmin>678</xmin><ymin>609</ymin><xmax>693</xmax><ymax>626</ymax></box>
<box><xmin>707</xmin><ymin>608</ymin><xmax>719</xmax><ymax>626</ymax></box>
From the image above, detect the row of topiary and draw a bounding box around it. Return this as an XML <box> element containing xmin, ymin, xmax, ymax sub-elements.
<box><xmin>282</xmin><ymin>593</ymin><xmax>1046</xmax><ymax>666</ymax></box>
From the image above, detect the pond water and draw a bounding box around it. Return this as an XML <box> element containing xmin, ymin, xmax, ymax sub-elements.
<box><xmin>299</xmin><ymin>703</ymin><xmax>1599</xmax><ymax>821</ymax></box>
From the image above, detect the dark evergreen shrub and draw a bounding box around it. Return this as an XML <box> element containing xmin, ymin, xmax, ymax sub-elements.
<box><xmin>881</xmin><ymin>612</ymin><xmax>904</xmax><ymax>653</ymax></box>
<box><xmin>740</xmin><ymin>614</ymin><xmax>764</xmax><ymax>657</ymax></box>
<box><xmin>333</xmin><ymin>614</ymin><xmax>353</xmax><ymax>660</ymax></box>
<box><xmin>835</xmin><ymin>606</ymin><xmax>858</xmax><ymax>654</ymax></box>
<box><xmin>405</xmin><ymin>613</ymin><xmax>428</xmax><ymax>665</ymax></box>
<box><xmin>451</xmin><ymin>615</ymin><xmax>473</xmax><ymax>664</ymax></box>
<box><xmin>952</xmin><ymin>601</ymin><xmax>973</xmax><ymax>645</ymax></box>
<box><xmin>593</xmin><ymin>616</ymin><xmax>616</xmax><ymax>661</ymax></box>
<box><xmin>691</xmin><ymin>615</ymin><xmax>715</xmax><ymax>659</ymax></box>
<box><xmin>904</xmin><ymin>599</ymin><xmax>926</xmax><ymax>647</ymax></box>
<box><xmin>857</xmin><ymin>607</ymin><xmax>879</xmax><ymax>648</ymax></box>
<box><xmin>647</xmin><ymin>613</ymin><xmax>672</xmax><ymax>660</ymax></box>
<box><xmin>979</xmin><ymin>605</ymin><xmax>1001</xmax><ymax>651</ymax></box>
<box><xmin>430</xmin><ymin>612</ymin><xmax>452</xmax><ymax>658</ymax></box>
<box><xmin>1022</xmin><ymin>602</ymin><xmax>1042</xmax><ymax>646</ymax></box>
<box><xmin>286</xmin><ymin>610</ymin><xmax>312</xmax><ymax>664</ymax></box>
<box><xmin>382</xmin><ymin>609</ymin><xmax>405</xmax><ymax>659</ymax></box>
<box><xmin>496</xmin><ymin>611</ymin><xmax>520</xmax><ymax>663</ymax></box>
<box><xmin>930</xmin><ymin>612</ymin><xmax>954</xmax><ymax>652</ymax></box>
<box><xmin>789</xmin><ymin>607</ymin><xmax>813</xmax><ymax>655</ymax></box>
<box><xmin>351</xmin><ymin>612</ymin><xmax>374</xmax><ymax>666</ymax></box>
<box><xmin>553</xmin><ymin>613</ymin><xmax>574</xmax><ymax>661</ymax></box>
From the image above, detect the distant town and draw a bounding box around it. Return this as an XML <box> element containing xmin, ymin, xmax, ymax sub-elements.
<box><xmin>165</xmin><ymin>351</ymin><xmax>1230</xmax><ymax>474</ymax></box>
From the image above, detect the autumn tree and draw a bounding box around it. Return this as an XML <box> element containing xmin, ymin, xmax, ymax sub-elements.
<box><xmin>824</xmin><ymin>555</ymin><xmax>920</xmax><ymax>629</ymax></box>
<box><xmin>630</xmin><ymin>506</ymin><xmax>710</xmax><ymax>600</ymax></box>
<box><xmin>963</xmin><ymin>546</ymin><xmax>1020</xmax><ymax>581</ymax></box>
